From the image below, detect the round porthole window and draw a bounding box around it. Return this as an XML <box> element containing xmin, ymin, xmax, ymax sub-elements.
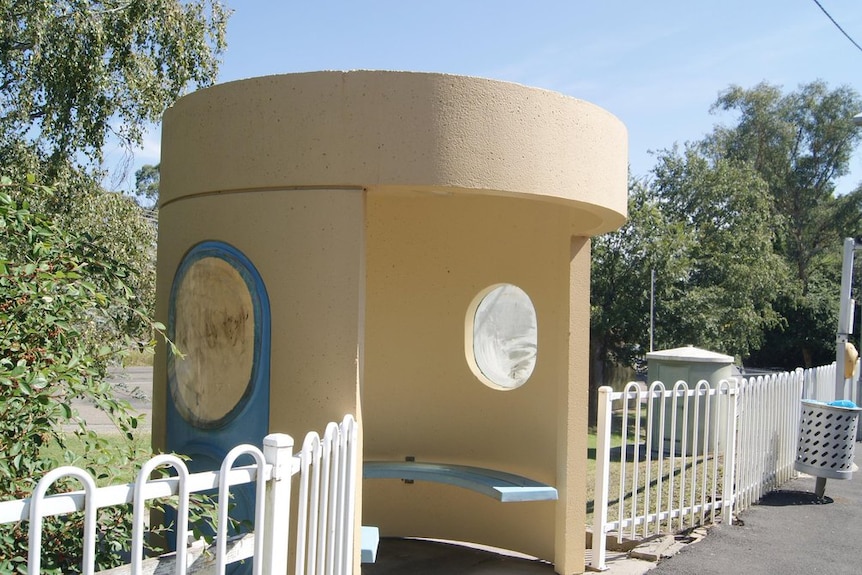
<box><xmin>168</xmin><ymin>243</ymin><xmax>264</xmax><ymax>429</ymax></box>
<box><xmin>466</xmin><ymin>284</ymin><xmax>538</xmax><ymax>390</ymax></box>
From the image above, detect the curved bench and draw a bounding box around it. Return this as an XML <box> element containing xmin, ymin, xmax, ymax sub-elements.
<box><xmin>363</xmin><ymin>461</ymin><xmax>558</xmax><ymax>503</ymax></box>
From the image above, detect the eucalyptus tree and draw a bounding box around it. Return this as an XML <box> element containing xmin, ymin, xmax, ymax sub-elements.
<box><xmin>590</xmin><ymin>149</ymin><xmax>785</xmax><ymax>413</ymax></box>
<box><xmin>589</xmin><ymin>176</ymin><xmax>691</xmax><ymax>418</ymax></box>
<box><xmin>134</xmin><ymin>163</ymin><xmax>160</xmax><ymax>209</ymax></box>
<box><xmin>0</xmin><ymin>0</ymin><xmax>228</xmax><ymax>337</ymax></box>
<box><xmin>0</xmin><ymin>0</ymin><xmax>229</xmax><ymax>169</ymax></box>
<box><xmin>709</xmin><ymin>81</ymin><xmax>862</xmax><ymax>367</ymax></box>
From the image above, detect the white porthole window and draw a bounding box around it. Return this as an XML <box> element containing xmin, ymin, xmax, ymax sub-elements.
<box><xmin>466</xmin><ymin>284</ymin><xmax>538</xmax><ymax>390</ymax></box>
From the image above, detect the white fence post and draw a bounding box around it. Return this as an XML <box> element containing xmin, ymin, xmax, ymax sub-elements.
<box><xmin>590</xmin><ymin>385</ymin><xmax>613</xmax><ymax>571</ymax></box>
<box><xmin>262</xmin><ymin>433</ymin><xmax>295</xmax><ymax>575</ymax></box>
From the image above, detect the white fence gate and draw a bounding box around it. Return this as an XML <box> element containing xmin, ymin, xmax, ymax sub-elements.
<box><xmin>590</xmin><ymin>370</ymin><xmax>804</xmax><ymax>570</ymax></box>
<box><xmin>0</xmin><ymin>414</ymin><xmax>359</xmax><ymax>575</ymax></box>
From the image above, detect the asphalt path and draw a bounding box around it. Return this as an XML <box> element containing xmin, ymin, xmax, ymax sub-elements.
<box><xmin>652</xmin><ymin>448</ymin><xmax>862</xmax><ymax>575</ymax></box>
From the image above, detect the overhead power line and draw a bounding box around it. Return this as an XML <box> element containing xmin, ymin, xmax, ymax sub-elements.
<box><xmin>811</xmin><ymin>0</ymin><xmax>862</xmax><ymax>55</ymax></box>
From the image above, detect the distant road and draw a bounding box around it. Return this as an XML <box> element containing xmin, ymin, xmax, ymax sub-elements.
<box><xmin>67</xmin><ymin>366</ymin><xmax>153</xmax><ymax>434</ymax></box>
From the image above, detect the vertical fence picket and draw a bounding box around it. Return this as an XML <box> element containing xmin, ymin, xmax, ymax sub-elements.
<box><xmin>132</xmin><ymin>454</ymin><xmax>190</xmax><ymax>575</ymax></box>
<box><xmin>339</xmin><ymin>415</ymin><xmax>359</xmax><ymax>575</ymax></box>
<box><xmin>217</xmin><ymin>445</ymin><xmax>267</xmax><ymax>575</ymax></box>
<box><xmin>677</xmin><ymin>381</ymin><xmax>690</xmax><ymax>532</ymax></box>
<box><xmin>722</xmin><ymin>379</ymin><xmax>739</xmax><ymax>523</ymax></box>
<box><xmin>697</xmin><ymin>381</ymin><xmax>711</xmax><ymax>526</ymax></box>
<box><xmin>295</xmin><ymin>432</ymin><xmax>320</xmax><ymax>575</ymax></box>
<box><xmin>625</xmin><ymin>382</ymin><xmax>642</xmax><ymax>541</ymax></box>
<box><xmin>315</xmin><ymin>425</ymin><xmax>334</xmax><ymax>575</ymax></box>
<box><xmin>28</xmin><ymin>467</ymin><xmax>98</xmax><ymax>575</ymax></box>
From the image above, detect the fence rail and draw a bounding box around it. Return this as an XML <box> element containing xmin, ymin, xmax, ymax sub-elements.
<box><xmin>590</xmin><ymin>369</ymin><xmax>805</xmax><ymax>571</ymax></box>
<box><xmin>0</xmin><ymin>414</ymin><xmax>358</xmax><ymax>575</ymax></box>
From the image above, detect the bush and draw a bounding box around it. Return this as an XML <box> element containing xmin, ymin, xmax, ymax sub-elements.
<box><xmin>0</xmin><ymin>175</ymin><xmax>162</xmax><ymax>572</ymax></box>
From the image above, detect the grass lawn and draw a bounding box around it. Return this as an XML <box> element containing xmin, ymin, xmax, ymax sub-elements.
<box><xmin>39</xmin><ymin>431</ymin><xmax>153</xmax><ymax>486</ymax></box>
<box><xmin>586</xmin><ymin>426</ymin><xmax>724</xmax><ymax>539</ymax></box>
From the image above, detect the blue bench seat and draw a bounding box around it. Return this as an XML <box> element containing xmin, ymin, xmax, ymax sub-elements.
<box><xmin>363</xmin><ymin>461</ymin><xmax>558</xmax><ymax>503</ymax></box>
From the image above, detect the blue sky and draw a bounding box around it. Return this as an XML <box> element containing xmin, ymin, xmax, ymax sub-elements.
<box><xmin>108</xmin><ymin>0</ymin><xmax>862</xmax><ymax>195</ymax></box>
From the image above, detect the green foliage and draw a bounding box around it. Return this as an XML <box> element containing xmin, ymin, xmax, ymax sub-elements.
<box><xmin>710</xmin><ymin>81</ymin><xmax>862</xmax><ymax>367</ymax></box>
<box><xmin>710</xmin><ymin>80</ymin><xmax>862</xmax><ymax>287</ymax></box>
<box><xmin>0</xmin><ymin>176</ymin><xmax>206</xmax><ymax>573</ymax></box>
<box><xmin>649</xmin><ymin>144</ymin><xmax>787</xmax><ymax>357</ymax></box>
<box><xmin>591</xmin><ymin>176</ymin><xmax>692</xmax><ymax>368</ymax></box>
<box><xmin>592</xmin><ymin>80</ymin><xmax>862</xmax><ymax>380</ymax></box>
<box><xmin>0</xmin><ymin>175</ymin><xmax>147</xmax><ymax>570</ymax></box>
<box><xmin>134</xmin><ymin>163</ymin><xmax>160</xmax><ymax>209</ymax></box>
<box><xmin>0</xmin><ymin>3</ymin><xmax>229</xmax><ymax>569</ymax></box>
<box><xmin>0</xmin><ymin>0</ymin><xmax>229</xmax><ymax>168</ymax></box>
<box><xmin>6</xmin><ymin>164</ymin><xmax>157</xmax><ymax>344</ymax></box>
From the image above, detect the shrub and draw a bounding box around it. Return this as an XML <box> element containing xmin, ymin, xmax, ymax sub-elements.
<box><xmin>0</xmin><ymin>175</ymin><xmax>164</xmax><ymax>572</ymax></box>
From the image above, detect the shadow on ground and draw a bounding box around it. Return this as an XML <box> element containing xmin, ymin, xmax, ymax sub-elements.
<box><xmin>587</xmin><ymin>443</ymin><xmax>648</xmax><ymax>462</ymax></box>
<box><xmin>361</xmin><ymin>538</ymin><xmax>556</xmax><ymax>575</ymax></box>
<box><xmin>757</xmin><ymin>490</ymin><xmax>833</xmax><ymax>506</ymax></box>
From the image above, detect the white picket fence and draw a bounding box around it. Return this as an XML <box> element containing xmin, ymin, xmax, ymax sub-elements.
<box><xmin>801</xmin><ymin>359</ymin><xmax>862</xmax><ymax>405</ymax></box>
<box><xmin>0</xmin><ymin>414</ymin><xmax>358</xmax><ymax>575</ymax></box>
<box><xmin>590</xmin><ymin>369</ymin><xmax>805</xmax><ymax>570</ymax></box>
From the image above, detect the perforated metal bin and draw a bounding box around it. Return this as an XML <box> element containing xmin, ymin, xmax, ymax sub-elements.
<box><xmin>795</xmin><ymin>400</ymin><xmax>862</xmax><ymax>480</ymax></box>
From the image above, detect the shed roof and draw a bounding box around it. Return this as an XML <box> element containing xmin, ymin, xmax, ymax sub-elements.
<box><xmin>646</xmin><ymin>345</ymin><xmax>734</xmax><ymax>364</ymax></box>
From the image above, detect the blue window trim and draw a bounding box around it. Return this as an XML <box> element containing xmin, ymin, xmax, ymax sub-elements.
<box><xmin>167</xmin><ymin>241</ymin><xmax>271</xmax><ymax>430</ymax></box>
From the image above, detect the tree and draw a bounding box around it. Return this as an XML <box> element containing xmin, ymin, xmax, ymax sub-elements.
<box><xmin>0</xmin><ymin>178</ymin><xmax>220</xmax><ymax>572</ymax></box>
<box><xmin>0</xmin><ymin>1</ymin><xmax>229</xmax><ymax>170</ymax></box>
<box><xmin>590</xmin><ymin>176</ymin><xmax>692</xmax><ymax>420</ymax></box>
<box><xmin>709</xmin><ymin>81</ymin><xmax>862</xmax><ymax>367</ymax></box>
<box><xmin>0</xmin><ymin>1</ymin><xmax>228</xmax><ymax>330</ymax></box>
<box><xmin>0</xmin><ymin>2</ymin><xmax>230</xmax><ymax>568</ymax></box>
<box><xmin>590</xmin><ymin>150</ymin><xmax>786</xmax><ymax>419</ymax></box>
<box><xmin>649</xmin><ymin>145</ymin><xmax>787</xmax><ymax>357</ymax></box>
<box><xmin>135</xmin><ymin>163</ymin><xmax>160</xmax><ymax>209</ymax></box>
<box><xmin>11</xmin><ymin>169</ymin><xmax>158</xmax><ymax>340</ymax></box>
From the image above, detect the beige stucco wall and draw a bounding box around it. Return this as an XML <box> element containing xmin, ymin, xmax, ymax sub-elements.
<box><xmin>363</xmin><ymin>192</ymin><xmax>590</xmax><ymax>569</ymax></box>
<box><xmin>155</xmin><ymin>70</ymin><xmax>627</xmax><ymax>574</ymax></box>
<box><xmin>152</xmin><ymin>188</ymin><xmax>365</xmax><ymax>449</ymax></box>
<box><xmin>159</xmin><ymin>70</ymin><xmax>626</xmax><ymax>236</ymax></box>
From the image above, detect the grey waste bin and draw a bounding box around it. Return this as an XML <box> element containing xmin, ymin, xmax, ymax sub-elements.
<box><xmin>795</xmin><ymin>400</ymin><xmax>861</xmax><ymax>481</ymax></box>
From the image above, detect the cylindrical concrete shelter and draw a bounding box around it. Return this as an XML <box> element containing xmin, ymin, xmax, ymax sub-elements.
<box><xmin>154</xmin><ymin>71</ymin><xmax>627</xmax><ymax>574</ymax></box>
